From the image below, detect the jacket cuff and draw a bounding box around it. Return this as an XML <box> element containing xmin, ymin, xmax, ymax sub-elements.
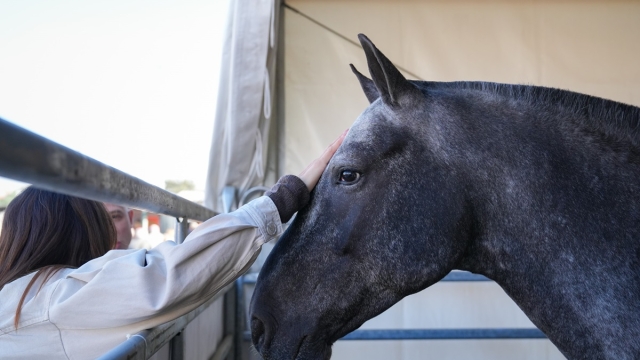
<box><xmin>266</xmin><ymin>175</ymin><xmax>310</xmax><ymax>223</ymax></box>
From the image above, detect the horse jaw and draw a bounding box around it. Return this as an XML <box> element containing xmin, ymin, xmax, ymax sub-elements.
<box><xmin>250</xmin><ymin>211</ymin><xmax>408</xmax><ymax>359</ymax></box>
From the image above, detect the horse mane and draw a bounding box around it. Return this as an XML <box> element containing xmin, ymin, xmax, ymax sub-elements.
<box><xmin>420</xmin><ymin>81</ymin><xmax>640</xmax><ymax>147</ymax></box>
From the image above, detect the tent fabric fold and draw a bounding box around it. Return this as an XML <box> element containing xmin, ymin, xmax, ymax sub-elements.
<box><xmin>205</xmin><ymin>0</ymin><xmax>280</xmax><ymax>213</ymax></box>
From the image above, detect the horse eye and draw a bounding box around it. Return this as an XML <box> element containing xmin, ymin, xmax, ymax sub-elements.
<box><xmin>338</xmin><ymin>170</ymin><xmax>361</xmax><ymax>184</ymax></box>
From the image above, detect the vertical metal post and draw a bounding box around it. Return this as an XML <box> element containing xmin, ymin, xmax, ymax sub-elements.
<box><xmin>221</xmin><ymin>186</ymin><xmax>237</xmax><ymax>214</ymax></box>
<box><xmin>221</xmin><ymin>186</ymin><xmax>238</xmax><ymax>360</ymax></box>
<box><xmin>234</xmin><ymin>277</ymin><xmax>245</xmax><ymax>360</ymax></box>
<box><xmin>141</xmin><ymin>211</ymin><xmax>149</xmax><ymax>232</ymax></box>
<box><xmin>276</xmin><ymin>0</ymin><xmax>286</xmax><ymax>180</ymax></box>
<box><xmin>168</xmin><ymin>217</ymin><xmax>190</xmax><ymax>359</ymax></box>
<box><xmin>175</xmin><ymin>217</ymin><xmax>189</xmax><ymax>244</ymax></box>
<box><xmin>223</xmin><ymin>279</ymin><xmax>237</xmax><ymax>360</ymax></box>
<box><xmin>169</xmin><ymin>331</ymin><xmax>184</xmax><ymax>360</ymax></box>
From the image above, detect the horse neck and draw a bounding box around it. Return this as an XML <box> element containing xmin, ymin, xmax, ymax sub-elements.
<box><xmin>450</xmin><ymin>104</ymin><xmax>640</xmax><ymax>358</ymax></box>
<box><xmin>453</xmin><ymin>102</ymin><xmax>640</xmax><ymax>268</ymax></box>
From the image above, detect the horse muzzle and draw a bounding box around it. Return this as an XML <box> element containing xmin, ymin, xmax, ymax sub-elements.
<box><xmin>251</xmin><ymin>313</ymin><xmax>332</xmax><ymax>360</ymax></box>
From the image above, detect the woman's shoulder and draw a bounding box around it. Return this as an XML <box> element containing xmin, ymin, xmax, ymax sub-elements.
<box><xmin>0</xmin><ymin>249</ymin><xmax>147</xmax><ymax>333</ymax></box>
<box><xmin>1</xmin><ymin>268</ymin><xmax>73</xmax><ymax>303</ymax></box>
<box><xmin>0</xmin><ymin>268</ymin><xmax>72</xmax><ymax>334</ymax></box>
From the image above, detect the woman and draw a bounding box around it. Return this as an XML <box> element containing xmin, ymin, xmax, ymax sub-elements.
<box><xmin>0</xmin><ymin>131</ymin><xmax>346</xmax><ymax>359</ymax></box>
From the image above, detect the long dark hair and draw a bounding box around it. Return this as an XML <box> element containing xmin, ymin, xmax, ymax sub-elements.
<box><xmin>0</xmin><ymin>187</ymin><xmax>116</xmax><ymax>327</ymax></box>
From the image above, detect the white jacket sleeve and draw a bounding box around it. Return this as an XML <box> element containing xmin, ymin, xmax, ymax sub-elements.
<box><xmin>48</xmin><ymin>196</ymin><xmax>282</xmax><ymax>331</ymax></box>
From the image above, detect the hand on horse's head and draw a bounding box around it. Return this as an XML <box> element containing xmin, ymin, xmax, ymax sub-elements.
<box><xmin>298</xmin><ymin>129</ymin><xmax>348</xmax><ymax>191</ymax></box>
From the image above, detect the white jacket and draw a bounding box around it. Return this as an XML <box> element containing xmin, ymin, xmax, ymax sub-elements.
<box><xmin>0</xmin><ymin>196</ymin><xmax>282</xmax><ymax>359</ymax></box>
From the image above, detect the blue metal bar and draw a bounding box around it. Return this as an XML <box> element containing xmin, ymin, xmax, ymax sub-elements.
<box><xmin>242</xmin><ymin>273</ymin><xmax>259</xmax><ymax>284</ymax></box>
<box><xmin>242</xmin><ymin>328</ymin><xmax>546</xmax><ymax>342</ymax></box>
<box><xmin>240</xmin><ymin>271</ymin><xmax>490</xmax><ymax>285</ymax></box>
<box><xmin>442</xmin><ymin>271</ymin><xmax>490</xmax><ymax>282</ymax></box>
<box><xmin>340</xmin><ymin>328</ymin><xmax>547</xmax><ymax>340</ymax></box>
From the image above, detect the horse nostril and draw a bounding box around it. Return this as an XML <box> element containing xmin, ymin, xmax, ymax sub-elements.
<box><xmin>251</xmin><ymin>316</ymin><xmax>266</xmax><ymax>351</ymax></box>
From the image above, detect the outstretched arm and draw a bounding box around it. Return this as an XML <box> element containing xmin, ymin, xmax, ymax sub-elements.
<box><xmin>45</xmin><ymin>130</ymin><xmax>348</xmax><ymax>357</ymax></box>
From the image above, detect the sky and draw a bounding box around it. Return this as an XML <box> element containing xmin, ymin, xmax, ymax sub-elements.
<box><xmin>0</xmin><ymin>0</ymin><xmax>230</xmax><ymax>196</ymax></box>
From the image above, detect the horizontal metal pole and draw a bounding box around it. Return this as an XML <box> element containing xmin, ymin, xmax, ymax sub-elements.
<box><xmin>97</xmin><ymin>283</ymin><xmax>233</xmax><ymax>360</ymax></box>
<box><xmin>340</xmin><ymin>328</ymin><xmax>547</xmax><ymax>340</ymax></box>
<box><xmin>0</xmin><ymin>118</ymin><xmax>217</xmax><ymax>221</ymax></box>
<box><xmin>240</xmin><ymin>273</ymin><xmax>259</xmax><ymax>284</ymax></box>
<box><xmin>242</xmin><ymin>328</ymin><xmax>546</xmax><ymax>342</ymax></box>
<box><xmin>441</xmin><ymin>271</ymin><xmax>490</xmax><ymax>282</ymax></box>
<box><xmin>239</xmin><ymin>271</ymin><xmax>490</xmax><ymax>285</ymax></box>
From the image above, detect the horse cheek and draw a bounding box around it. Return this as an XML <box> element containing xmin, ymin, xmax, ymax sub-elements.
<box><xmin>330</xmin><ymin>200</ymin><xmax>366</xmax><ymax>255</ymax></box>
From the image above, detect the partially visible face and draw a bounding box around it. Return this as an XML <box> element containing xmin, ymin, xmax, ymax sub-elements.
<box><xmin>103</xmin><ymin>203</ymin><xmax>133</xmax><ymax>249</ymax></box>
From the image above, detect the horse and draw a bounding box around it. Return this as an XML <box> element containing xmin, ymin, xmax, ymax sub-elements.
<box><xmin>250</xmin><ymin>34</ymin><xmax>640</xmax><ymax>360</ymax></box>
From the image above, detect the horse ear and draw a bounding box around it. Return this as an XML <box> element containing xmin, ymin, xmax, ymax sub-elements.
<box><xmin>357</xmin><ymin>33</ymin><xmax>422</xmax><ymax>107</ymax></box>
<box><xmin>350</xmin><ymin>64</ymin><xmax>379</xmax><ymax>104</ymax></box>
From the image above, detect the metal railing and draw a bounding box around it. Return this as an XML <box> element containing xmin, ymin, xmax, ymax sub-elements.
<box><xmin>98</xmin><ymin>283</ymin><xmax>234</xmax><ymax>360</ymax></box>
<box><xmin>0</xmin><ymin>118</ymin><xmax>216</xmax><ymax>221</ymax></box>
<box><xmin>0</xmin><ymin>117</ymin><xmax>235</xmax><ymax>359</ymax></box>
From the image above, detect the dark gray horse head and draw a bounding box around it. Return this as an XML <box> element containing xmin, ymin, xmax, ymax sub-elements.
<box><xmin>250</xmin><ymin>34</ymin><xmax>472</xmax><ymax>359</ymax></box>
<box><xmin>251</xmin><ymin>34</ymin><xmax>640</xmax><ymax>359</ymax></box>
